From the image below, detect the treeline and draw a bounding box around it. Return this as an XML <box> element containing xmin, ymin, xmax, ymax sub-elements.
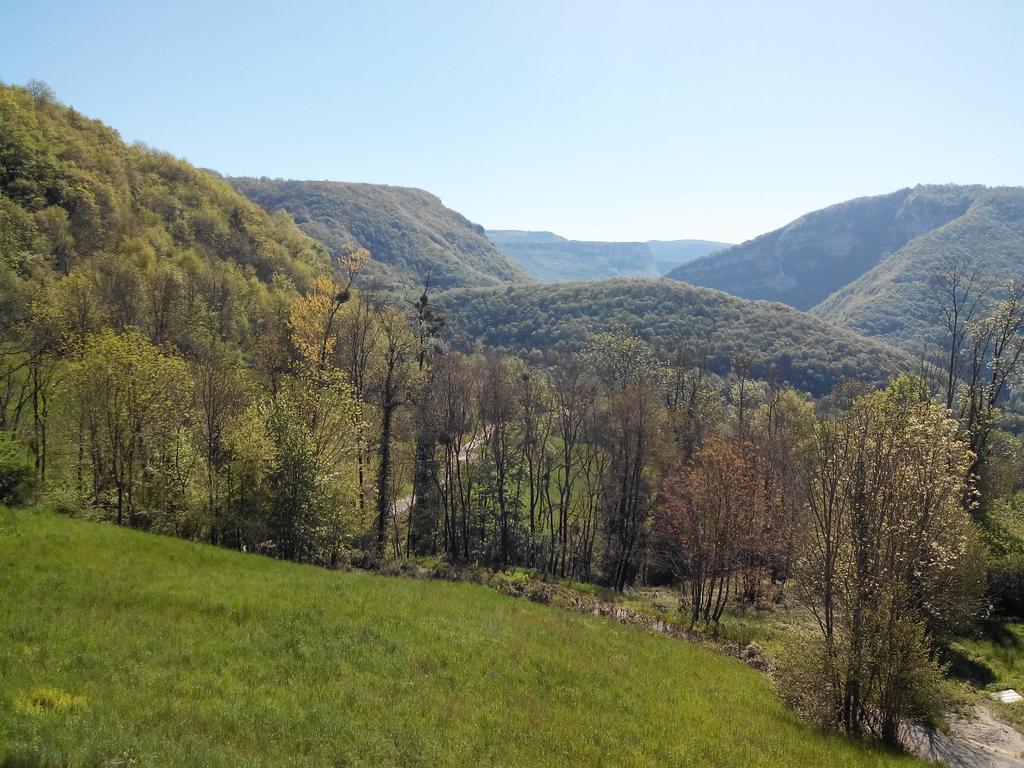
<box><xmin>0</xmin><ymin>234</ymin><xmax>716</xmax><ymax>588</ymax></box>
<box><xmin>408</xmin><ymin>331</ymin><xmax>687</xmax><ymax>589</ymax></box>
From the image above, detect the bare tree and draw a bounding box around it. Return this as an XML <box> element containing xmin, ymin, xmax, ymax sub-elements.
<box><xmin>960</xmin><ymin>280</ymin><xmax>1024</xmax><ymax>512</ymax></box>
<box><xmin>665</xmin><ymin>342</ymin><xmax>716</xmax><ymax>460</ymax></box>
<box><xmin>372</xmin><ymin>304</ymin><xmax>416</xmax><ymax>555</ymax></box>
<box><xmin>545</xmin><ymin>354</ymin><xmax>596</xmax><ymax>576</ymax></box>
<box><xmin>927</xmin><ymin>253</ymin><xmax>986</xmax><ymax>410</ymax></box>
<box><xmin>407</xmin><ymin>284</ymin><xmax>446</xmax><ymax>554</ymax></box>
<box><xmin>478</xmin><ymin>355</ymin><xmax>521</xmax><ymax>567</ymax></box>
<box><xmin>433</xmin><ymin>354</ymin><xmax>477</xmax><ymax>562</ymax></box>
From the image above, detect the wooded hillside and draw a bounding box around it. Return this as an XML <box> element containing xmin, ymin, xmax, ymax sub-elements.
<box><xmin>231</xmin><ymin>177</ymin><xmax>530</xmax><ymax>290</ymax></box>
<box><xmin>812</xmin><ymin>187</ymin><xmax>1024</xmax><ymax>351</ymax></box>
<box><xmin>667</xmin><ymin>185</ymin><xmax>986</xmax><ymax>311</ymax></box>
<box><xmin>436</xmin><ymin>278</ymin><xmax>916</xmax><ymax>396</ymax></box>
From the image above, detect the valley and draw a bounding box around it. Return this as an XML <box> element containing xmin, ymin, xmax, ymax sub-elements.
<box><xmin>485</xmin><ymin>229</ymin><xmax>729</xmax><ymax>282</ymax></box>
<box><xmin>2</xmin><ymin>63</ymin><xmax>1024</xmax><ymax>768</ymax></box>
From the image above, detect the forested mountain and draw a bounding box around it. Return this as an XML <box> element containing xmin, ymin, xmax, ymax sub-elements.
<box><xmin>487</xmin><ymin>229</ymin><xmax>728</xmax><ymax>282</ymax></box>
<box><xmin>0</xmin><ymin>83</ymin><xmax>328</xmax><ymax>289</ymax></box>
<box><xmin>666</xmin><ymin>185</ymin><xmax>985</xmax><ymax>310</ymax></box>
<box><xmin>230</xmin><ymin>177</ymin><xmax>530</xmax><ymax>290</ymax></box>
<box><xmin>812</xmin><ymin>187</ymin><xmax>1024</xmax><ymax>350</ymax></box>
<box><xmin>0</xmin><ymin>81</ymin><xmax>356</xmax><ymax>540</ymax></box>
<box><xmin>435</xmin><ymin>278</ymin><xmax>916</xmax><ymax>396</ymax></box>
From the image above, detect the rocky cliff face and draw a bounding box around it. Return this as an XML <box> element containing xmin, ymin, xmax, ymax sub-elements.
<box><xmin>812</xmin><ymin>186</ymin><xmax>1024</xmax><ymax>350</ymax></box>
<box><xmin>891</xmin><ymin>186</ymin><xmax>976</xmax><ymax>243</ymax></box>
<box><xmin>667</xmin><ymin>185</ymin><xmax>982</xmax><ymax>310</ymax></box>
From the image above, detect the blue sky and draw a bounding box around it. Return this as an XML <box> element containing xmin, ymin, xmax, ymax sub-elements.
<box><xmin>2</xmin><ymin>1</ymin><xmax>1022</xmax><ymax>242</ymax></box>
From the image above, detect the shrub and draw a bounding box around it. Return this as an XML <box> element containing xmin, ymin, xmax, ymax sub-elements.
<box><xmin>486</xmin><ymin>570</ymin><xmax>531</xmax><ymax>597</ymax></box>
<box><xmin>43</xmin><ymin>484</ymin><xmax>91</xmax><ymax>517</ymax></box>
<box><xmin>775</xmin><ymin>636</ymin><xmax>840</xmax><ymax>731</ymax></box>
<box><xmin>524</xmin><ymin>581</ymin><xmax>554</xmax><ymax>604</ymax></box>
<box><xmin>0</xmin><ymin>432</ymin><xmax>34</xmax><ymax>505</ymax></box>
<box><xmin>776</xmin><ymin>620</ymin><xmax>950</xmax><ymax>740</ymax></box>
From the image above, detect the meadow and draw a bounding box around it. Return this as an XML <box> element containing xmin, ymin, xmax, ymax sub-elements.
<box><xmin>0</xmin><ymin>507</ymin><xmax>922</xmax><ymax>767</ymax></box>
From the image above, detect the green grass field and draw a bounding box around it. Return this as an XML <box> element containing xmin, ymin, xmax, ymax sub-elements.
<box><xmin>0</xmin><ymin>508</ymin><xmax>921</xmax><ymax>767</ymax></box>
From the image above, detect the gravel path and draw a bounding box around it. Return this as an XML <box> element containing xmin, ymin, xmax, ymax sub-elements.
<box><xmin>906</xmin><ymin>704</ymin><xmax>1024</xmax><ymax>767</ymax></box>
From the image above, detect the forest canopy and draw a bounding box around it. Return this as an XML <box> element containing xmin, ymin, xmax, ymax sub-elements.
<box><xmin>435</xmin><ymin>279</ymin><xmax>917</xmax><ymax>397</ymax></box>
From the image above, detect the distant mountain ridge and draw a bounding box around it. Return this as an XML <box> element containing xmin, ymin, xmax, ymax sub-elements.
<box><xmin>487</xmin><ymin>230</ymin><xmax>729</xmax><ymax>282</ymax></box>
<box><xmin>663</xmin><ymin>184</ymin><xmax>1024</xmax><ymax>354</ymax></box>
<box><xmin>811</xmin><ymin>186</ymin><xmax>1024</xmax><ymax>349</ymax></box>
<box><xmin>229</xmin><ymin>178</ymin><xmax>530</xmax><ymax>290</ymax></box>
<box><xmin>666</xmin><ymin>185</ymin><xmax>983</xmax><ymax>311</ymax></box>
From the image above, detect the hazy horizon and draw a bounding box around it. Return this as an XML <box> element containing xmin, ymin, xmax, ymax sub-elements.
<box><xmin>2</xmin><ymin>0</ymin><xmax>1022</xmax><ymax>243</ymax></box>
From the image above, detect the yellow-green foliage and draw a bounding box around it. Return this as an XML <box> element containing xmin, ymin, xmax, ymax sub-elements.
<box><xmin>0</xmin><ymin>83</ymin><xmax>327</xmax><ymax>284</ymax></box>
<box><xmin>0</xmin><ymin>508</ymin><xmax>922</xmax><ymax>767</ymax></box>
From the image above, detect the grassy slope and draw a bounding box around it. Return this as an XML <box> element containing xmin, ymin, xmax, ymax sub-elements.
<box><xmin>0</xmin><ymin>509</ymin><xmax>918</xmax><ymax>767</ymax></box>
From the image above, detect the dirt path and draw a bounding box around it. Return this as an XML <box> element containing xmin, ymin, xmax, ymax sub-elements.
<box><xmin>906</xmin><ymin>704</ymin><xmax>1024</xmax><ymax>767</ymax></box>
<box><xmin>393</xmin><ymin>434</ymin><xmax>485</xmax><ymax>515</ymax></box>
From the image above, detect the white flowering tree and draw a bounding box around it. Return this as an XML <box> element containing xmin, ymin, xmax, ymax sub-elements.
<box><xmin>788</xmin><ymin>375</ymin><xmax>983</xmax><ymax>746</ymax></box>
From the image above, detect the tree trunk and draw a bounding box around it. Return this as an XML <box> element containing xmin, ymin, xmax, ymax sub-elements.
<box><xmin>375</xmin><ymin>385</ymin><xmax>396</xmax><ymax>556</ymax></box>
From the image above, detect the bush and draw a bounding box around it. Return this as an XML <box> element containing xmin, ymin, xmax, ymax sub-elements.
<box><xmin>486</xmin><ymin>570</ymin><xmax>531</xmax><ymax>597</ymax></box>
<box><xmin>776</xmin><ymin>620</ymin><xmax>950</xmax><ymax>741</ymax></box>
<box><xmin>0</xmin><ymin>432</ymin><xmax>34</xmax><ymax>504</ymax></box>
<box><xmin>776</xmin><ymin>636</ymin><xmax>842</xmax><ymax>731</ymax></box>
<box><xmin>524</xmin><ymin>581</ymin><xmax>554</xmax><ymax>604</ymax></box>
<box><xmin>42</xmin><ymin>484</ymin><xmax>91</xmax><ymax>517</ymax></box>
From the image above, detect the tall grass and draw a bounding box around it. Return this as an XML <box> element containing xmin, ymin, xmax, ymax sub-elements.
<box><xmin>0</xmin><ymin>508</ymin><xmax>919</xmax><ymax>767</ymax></box>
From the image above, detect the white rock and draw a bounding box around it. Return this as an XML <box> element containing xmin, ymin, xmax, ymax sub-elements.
<box><xmin>991</xmin><ymin>689</ymin><xmax>1024</xmax><ymax>704</ymax></box>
